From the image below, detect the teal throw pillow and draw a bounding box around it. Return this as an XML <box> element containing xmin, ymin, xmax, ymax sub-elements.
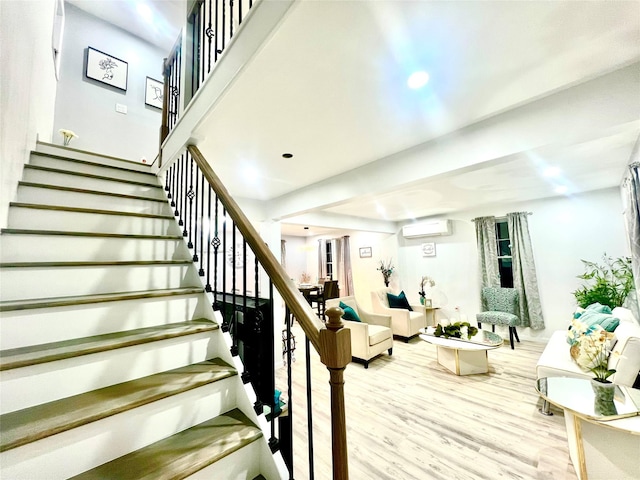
<box><xmin>578</xmin><ymin>310</ymin><xmax>619</xmax><ymax>332</ymax></box>
<box><xmin>339</xmin><ymin>301</ymin><xmax>361</xmax><ymax>322</ymax></box>
<box><xmin>386</xmin><ymin>291</ymin><xmax>413</xmax><ymax>311</ymax></box>
<box><xmin>584</xmin><ymin>303</ymin><xmax>613</xmax><ymax>315</ymax></box>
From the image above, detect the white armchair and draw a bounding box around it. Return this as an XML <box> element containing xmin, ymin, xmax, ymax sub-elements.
<box><xmin>370</xmin><ymin>288</ymin><xmax>427</xmax><ymax>341</ymax></box>
<box><xmin>325</xmin><ymin>296</ymin><xmax>393</xmax><ymax>369</ymax></box>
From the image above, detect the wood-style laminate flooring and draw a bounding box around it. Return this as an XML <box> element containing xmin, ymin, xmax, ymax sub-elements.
<box><xmin>276</xmin><ymin>324</ymin><xmax>578</xmax><ymax>480</ymax></box>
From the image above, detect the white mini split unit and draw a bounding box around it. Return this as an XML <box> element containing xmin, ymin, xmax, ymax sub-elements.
<box><xmin>402</xmin><ymin>220</ymin><xmax>452</xmax><ymax>238</ymax></box>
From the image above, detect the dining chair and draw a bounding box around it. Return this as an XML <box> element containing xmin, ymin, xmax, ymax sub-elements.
<box><xmin>311</xmin><ymin>280</ymin><xmax>339</xmax><ymax>317</ymax></box>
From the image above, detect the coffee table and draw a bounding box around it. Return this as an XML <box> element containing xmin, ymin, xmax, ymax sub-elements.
<box><xmin>419</xmin><ymin>327</ymin><xmax>502</xmax><ymax>375</ymax></box>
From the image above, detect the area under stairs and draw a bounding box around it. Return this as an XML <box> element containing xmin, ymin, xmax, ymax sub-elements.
<box><xmin>0</xmin><ymin>143</ymin><xmax>284</xmax><ymax>479</ymax></box>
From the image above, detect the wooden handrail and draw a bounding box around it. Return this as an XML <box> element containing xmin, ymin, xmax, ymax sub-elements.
<box><xmin>187</xmin><ymin>145</ymin><xmax>324</xmax><ymax>351</ymax></box>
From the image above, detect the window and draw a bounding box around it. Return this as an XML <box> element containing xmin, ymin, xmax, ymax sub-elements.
<box><xmin>495</xmin><ymin>220</ymin><xmax>513</xmax><ymax>288</ymax></box>
<box><xmin>325</xmin><ymin>240</ymin><xmax>333</xmax><ymax>279</ymax></box>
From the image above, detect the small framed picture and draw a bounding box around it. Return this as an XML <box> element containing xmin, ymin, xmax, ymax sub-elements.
<box><xmin>359</xmin><ymin>247</ymin><xmax>372</xmax><ymax>258</ymax></box>
<box><xmin>422</xmin><ymin>242</ymin><xmax>436</xmax><ymax>257</ymax></box>
<box><xmin>145</xmin><ymin>77</ymin><xmax>164</xmax><ymax>109</ymax></box>
<box><xmin>424</xmin><ymin>299</ymin><xmax>432</xmax><ymax>307</ymax></box>
<box><xmin>86</xmin><ymin>47</ymin><xmax>128</xmax><ymax>91</ymax></box>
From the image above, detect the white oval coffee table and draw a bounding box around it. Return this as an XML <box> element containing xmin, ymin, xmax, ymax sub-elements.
<box><xmin>419</xmin><ymin>327</ymin><xmax>502</xmax><ymax>375</ymax></box>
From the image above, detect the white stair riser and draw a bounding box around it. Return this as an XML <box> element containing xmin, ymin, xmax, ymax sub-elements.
<box><xmin>17</xmin><ymin>184</ymin><xmax>171</xmax><ymax>215</ymax></box>
<box><xmin>0</xmin><ymin>264</ymin><xmax>200</xmax><ymax>301</ymax></box>
<box><xmin>0</xmin><ymin>293</ymin><xmax>210</xmax><ymax>350</ymax></box>
<box><xmin>187</xmin><ymin>438</ymin><xmax>262</xmax><ymax>480</ymax></box>
<box><xmin>8</xmin><ymin>207</ymin><xmax>181</xmax><ymax>236</ymax></box>
<box><xmin>0</xmin><ymin>235</ymin><xmax>190</xmax><ymax>262</ymax></box>
<box><xmin>0</xmin><ymin>332</ymin><xmax>220</xmax><ymax>414</ymax></box>
<box><xmin>22</xmin><ymin>169</ymin><xmax>166</xmax><ymax>200</ymax></box>
<box><xmin>35</xmin><ymin>143</ymin><xmax>155</xmax><ymax>173</ymax></box>
<box><xmin>29</xmin><ymin>155</ymin><xmax>156</xmax><ymax>184</ymax></box>
<box><xmin>0</xmin><ymin>377</ymin><xmax>239</xmax><ymax>479</ymax></box>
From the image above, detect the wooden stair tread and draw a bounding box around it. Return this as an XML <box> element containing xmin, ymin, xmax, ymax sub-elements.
<box><xmin>31</xmin><ymin>150</ymin><xmax>155</xmax><ymax>176</ymax></box>
<box><xmin>18</xmin><ymin>181</ymin><xmax>168</xmax><ymax>203</ymax></box>
<box><xmin>9</xmin><ymin>202</ymin><xmax>174</xmax><ymax>219</ymax></box>
<box><xmin>0</xmin><ymin>320</ymin><xmax>218</xmax><ymax>371</ymax></box>
<box><xmin>71</xmin><ymin>409</ymin><xmax>262</xmax><ymax>480</ymax></box>
<box><xmin>0</xmin><ymin>228</ymin><xmax>182</xmax><ymax>239</ymax></box>
<box><xmin>0</xmin><ymin>287</ymin><xmax>204</xmax><ymax>312</ymax></box>
<box><xmin>0</xmin><ymin>359</ymin><xmax>237</xmax><ymax>452</ymax></box>
<box><xmin>0</xmin><ymin>260</ymin><xmax>192</xmax><ymax>268</ymax></box>
<box><xmin>24</xmin><ymin>164</ymin><xmax>162</xmax><ymax>188</ymax></box>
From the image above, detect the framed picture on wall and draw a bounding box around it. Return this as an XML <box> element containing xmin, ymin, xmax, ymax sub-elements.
<box><xmin>85</xmin><ymin>47</ymin><xmax>128</xmax><ymax>91</ymax></box>
<box><xmin>145</xmin><ymin>77</ymin><xmax>163</xmax><ymax>109</ymax></box>
<box><xmin>422</xmin><ymin>242</ymin><xmax>436</xmax><ymax>257</ymax></box>
<box><xmin>359</xmin><ymin>247</ymin><xmax>372</xmax><ymax>258</ymax></box>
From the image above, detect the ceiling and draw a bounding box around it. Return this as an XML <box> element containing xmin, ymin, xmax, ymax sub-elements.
<box><xmin>73</xmin><ymin>0</ymin><xmax>640</xmax><ymax>236</ymax></box>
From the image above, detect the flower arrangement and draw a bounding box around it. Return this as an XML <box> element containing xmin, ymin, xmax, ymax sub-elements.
<box><xmin>434</xmin><ymin>321</ymin><xmax>478</xmax><ymax>341</ymax></box>
<box><xmin>377</xmin><ymin>259</ymin><xmax>394</xmax><ymax>287</ymax></box>
<box><xmin>300</xmin><ymin>272</ymin><xmax>311</xmax><ymax>284</ymax></box>
<box><xmin>418</xmin><ymin>275</ymin><xmax>435</xmax><ymax>298</ymax></box>
<box><xmin>59</xmin><ymin>129</ymin><xmax>78</xmax><ymax>146</ymax></box>
<box><xmin>568</xmin><ymin>319</ymin><xmax>616</xmax><ymax>382</ymax></box>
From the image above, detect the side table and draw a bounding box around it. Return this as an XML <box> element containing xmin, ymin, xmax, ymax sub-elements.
<box><xmin>536</xmin><ymin>377</ymin><xmax>640</xmax><ymax>480</ymax></box>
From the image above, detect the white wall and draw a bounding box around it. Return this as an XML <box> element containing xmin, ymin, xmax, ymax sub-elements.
<box><xmin>282</xmin><ymin>235</ymin><xmax>309</xmax><ymax>283</ymax></box>
<box><xmin>53</xmin><ymin>3</ymin><xmax>166</xmax><ymax>162</ymax></box>
<box><xmin>397</xmin><ymin>187</ymin><xmax>629</xmax><ymax>341</ymax></box>
<box><xmin>0</xmin><ymin>0</ymin><xmax>58</xmax><ymax>228</ymax></box>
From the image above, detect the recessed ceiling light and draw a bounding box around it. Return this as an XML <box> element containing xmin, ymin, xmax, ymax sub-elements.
<box><xmin>304</xmin><ymin>226</ymin><xmax>309</xmax><ymax>230</ymax></box>
<box><xmin>555</xmin><ymin>185</ymin><xmax>568</xmax><ymax>194</ymax></box>
<box><xmin>407</xmin><ymin>71</ymin><xmax>429</xmax><ymax>89</ymax></box>
<box><xmin>544</xmin><ymin>166</ymin><xmax>561</xmax><ymax>178</ymax></box>
<box><xmin>282</xmin><ymin>153</ymin><xmax>293</xmax><ymax>159</ymax></box>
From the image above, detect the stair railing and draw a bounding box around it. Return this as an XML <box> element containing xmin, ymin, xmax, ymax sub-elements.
<box><xmin>162</xmin><ymin>145</ymin><xmax>350</xmax><ymax>480</ymax></box>
<box><xmin>160</xmin><ymin>0</ymin><xmax>256</xmax><ymax>145</ymax></box>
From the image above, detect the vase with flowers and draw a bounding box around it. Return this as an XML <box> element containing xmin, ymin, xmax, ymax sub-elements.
<box><xmin>377</xmin><ymin>259</ymin><xmax>394</xmax><ymax>287</ymax></box>
<box><xmin>59</xmin><ymin>129</ymin><xmax>78</xmax><ymax>146</ymax></box>
<box><xmin>418</xmin><ymin>275</ymin><xmax>435</xmax><ymax>305</ymax></box>
<box><xmin>574</xmin><ymin>324</ymin><xmax>618</xmax><ymax>415</ymax></box>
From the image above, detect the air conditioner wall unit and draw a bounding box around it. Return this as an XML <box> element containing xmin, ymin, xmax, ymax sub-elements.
<box><xmin>402</xmin><ymin>220</ymin><xmax>452</xmax><ymax>238</ymax></box>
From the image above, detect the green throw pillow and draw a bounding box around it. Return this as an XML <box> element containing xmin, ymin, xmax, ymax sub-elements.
<box><xmin>386</xmin><ymin>291</ymin><xmax>413</xmax><ymax>311</ymax></box>
<box><xmin>339</xmin><ymin>301</ymin><xmax>361</xmax><ymax>322</ymax></box>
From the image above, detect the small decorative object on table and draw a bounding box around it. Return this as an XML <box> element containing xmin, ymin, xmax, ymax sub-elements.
<box><xmin>300</xmin><ymin>272</ymin><xmax>311</xmax><ymax>284</ymax></box>
<box><xmin>434</xmin><ymin>321</ymin><xmax>478</xmax><ymax>341</ymax></box>
<box><xmin>377</xmin><ymin>259</ymin><xmax>394</xmax><ymax>287</ymax></box>
<box><xmin>418</xmin><ymin>275</ymin><xmax>435</xmax><ymax>305</ymax></box>
<box><xmin>59</xmin><ymin>129</ymin><xmax>77</xmax><ymax>146</ymax></box>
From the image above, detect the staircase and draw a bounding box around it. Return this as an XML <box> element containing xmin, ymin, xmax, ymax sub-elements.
<box><xmin>0</xmin><ymin>143</ymin><xmax>284</xmax><ymax>479</ymax></box>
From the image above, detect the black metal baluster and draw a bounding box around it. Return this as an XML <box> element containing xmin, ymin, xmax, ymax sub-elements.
<box><xmin>170</xmin><ymin>163</ymin><xmax>176</xmax><ymax>208</ymax></box>
<box><xmin>212</xmin><ymin>195</ymin><xmax>220</xmax><ymax>297</ymax></box>
<box><xmin>268</xmin><ymin>280</ymin><xmax>279</xmax><ymax>453</ymax></box>
<box><xmin>230</xmin><ymin>223</ymin><xmax>238</xmax><ymax>356</ymax></box>
<box><xmin>181</xmin><ymin>154</ymin><xmax>188</xmax><ymax>236</ymax></box>
<box><xmin>230</xmin><ymin>0</ymin><xmax>234</xmax><ymax>38</ymax></box>
<box><xmin>198</xmin><ymin>168</ymin><xmax>205</xmax><ymax>274</ymax></box>
<box><xmin>215</xmin><ymin>0</ymin><xmax>220</xmax><ymax>59</ymax></box>
<box><xmin>164</xmin><ymin>165</ymin><xmax>171</xmax><ymax>194</ymax></box>
<box><xmin>187</xmin><ymin>157</ymin><xmax>195</xmax><ymax>248</ymax></box>
<box><xmin>175</xmin><ymin>157</ymin><xmax>181</xmax><ymax>219</ymax></box>
<box><xmin>192</xmin><ymin>168</ymin><xmax>199</xmax><ymax>261</ymax></box>
<box><xmin>200</xmin><ymin>1</ymin><xmax>205</xmax><ymax>87</ymax></box>
<box><xmin>221</xmin><ymin>207</ymin><xmax>228</xmax><ymax>331</ymax></box>
<box><xmin>240</xmin><ymin>237</ymin><xmax>248</xmax><ymax>385</ymax></box>
<box><xmin>206</xmin><ymin>0</ymin><xmax>213</xmax><ymax>73</ymax></box>
<box><xmin>286</xmin><ymin>305</ymin><xmax>294</xmax><ymax>479</ymax></box>
<box><xmin>221</xmin><ymin>0</ymin><xmax>226</xmax><ymax>54</ymax></box>
<box><xmin>205</xmin><ymin>187</ymin><xmax>213</xmax><ymax>291</ymax></box>
<box><xmin>253</xmin><ymin>256</ymin><xmax>263</xmax><ymax>415</ymax></box>
<box><xmin>306</xmin><ymin>335</ymin><xmax>315</xmax><ymax>479</ymax></box>
<box><xmin>238</xmin><ymin>0</ymin><xmax>242</xmax><ymax>25</ymax></box>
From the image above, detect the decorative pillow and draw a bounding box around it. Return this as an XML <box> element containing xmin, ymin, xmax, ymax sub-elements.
<box><xmin>584</xmin><ymin>303</ymin><xmax>613</xmax><ymax>315</ymax></box>
<box><xmin>578</xmin><ymin>310</ymin><xmax>619</xmax><ymax>332</ymax></box>
<box><xmin>386</xmin><ymin>291</ymin><xmax>413</xmax><ymax>311</ymax></box>
<box><xmin>569</xmin><ymin>325</ymin><xmax>615</xmax><ymax>372</ymax></box>
<box><xmin>339</xmin><ymin>301</ymin><xmax>361</xmax><ymax>322</ymax></box>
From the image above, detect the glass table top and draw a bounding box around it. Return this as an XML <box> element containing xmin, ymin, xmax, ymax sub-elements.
<box><xmin>536</xmin><ymin>377</ymin><xmax>640</xmax><ymax>421</ymax></box>
<box><xmin>420</xmin><ymin>326</ymin><xmax>503</xmax><ymax>348</ymax></box>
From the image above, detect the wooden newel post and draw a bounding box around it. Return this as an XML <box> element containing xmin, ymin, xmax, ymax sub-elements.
<box><xmin>320</xmin><ymin>306</ymin><xmax>351</xmax><ymax>480</ymax></box>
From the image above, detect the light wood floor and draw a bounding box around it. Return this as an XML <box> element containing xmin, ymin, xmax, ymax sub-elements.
<box><xmin>276</xmin><ymin>325</ymin><xmax>578</xmax><ymax>480</ymax></box>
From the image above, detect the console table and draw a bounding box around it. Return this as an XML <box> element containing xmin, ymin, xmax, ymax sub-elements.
<box><xmin>536</xmin><ymin>377</ymin><xmax>640</xmax><ymax>480</ymax></box>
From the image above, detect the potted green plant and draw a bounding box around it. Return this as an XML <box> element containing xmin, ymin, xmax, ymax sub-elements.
<box><xmin>572</xmin><ymin>254</ymin><xmax>634</xmax><ymax>309</ymax></box>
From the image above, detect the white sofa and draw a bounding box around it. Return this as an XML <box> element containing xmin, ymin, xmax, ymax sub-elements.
<box><xmin>326</xmin><ymin>296</ymin><xmax>394</xmax><ymax>369</ymax></box>
<box><xmin>370</xmin><ymin>288</ymin><xmax>427</xmax><ymax>341</ymax></box>
<box><xmin>536</xmin><ymin>306</ymin><xmax>640</xmax><ymax>393</ymax></box>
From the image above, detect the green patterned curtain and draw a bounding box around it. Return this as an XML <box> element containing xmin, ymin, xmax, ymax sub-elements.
<box><xmin>623</xmin><ymin>162</ymin><xmax>640</xmax><ymax>317</ymax></box>
<box><xmin>474</xmin><ymin>216</ymin><xmax>500</xmax><ymax>310</ymax></box>
<box><xmin>507</xmin><ymin>212</ymin><xmax>545</xmax><ymax>330</ymax></box>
